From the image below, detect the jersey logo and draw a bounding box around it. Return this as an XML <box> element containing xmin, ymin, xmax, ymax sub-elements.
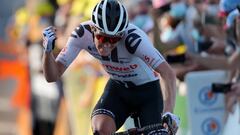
<box><xmin>101</xmin><ymin>55</ymin><xmax>110</xmax><ymax>61</ymax></box>
<box><xmin>72</xmin><ymin>24</ymin><xmax>92</xmax><ymax>39</ymax></box>
<box><xmin>125</xmin><ymin>29</ymin><xmax>142</xmax><ymax>54</ymax></box>
<box><xmin>83</xmin><ymin>24</ymin><xmax>92</xmax><ymax>33</ymax></box>
<box><xmin>100</xmin><ymin>48</ymin><xmax>119</xmax><ymax>63</ymax></box>
<box><xmin>73</xmin><ymin>24</ymin><xmax>84</xmax><ymax>38</ymax></box>
<box><xmin>110</xmin><ymin>48</ymin><xmax>119</xmax><ymax>62</ymax></box>
<box><xmin>70</xmin><ymin>34</ymin><xmax>77</xmax><ymax>38</ymax></box>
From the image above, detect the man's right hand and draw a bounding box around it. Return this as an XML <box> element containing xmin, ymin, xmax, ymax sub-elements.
<box><xmin>162</xmin><ymin>112</ymin><xmax>180</xmax><ymax>135</ymax></box>
<box><xmin>42</xmin><ymin>26</ymin><xmax>57</xmax><ymax>52</ymax></box>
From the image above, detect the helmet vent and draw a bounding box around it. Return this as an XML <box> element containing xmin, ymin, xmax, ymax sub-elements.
<box><xmin>119</xmin><ymin>5</ymin><xmax>127</xmax><ymax>31</ymax></box>
<box><xmin>106</xmin><ymin>1</ymin><xmax>120</xmax><ymax>31</ymax></box>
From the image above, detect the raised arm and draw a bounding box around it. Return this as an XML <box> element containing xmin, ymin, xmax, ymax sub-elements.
<box><xmin>42</xmin><ymin>26</ymin><xmax>67</xmax><ymax>82</ymax></box>
<box><xmin>42</xmin><ymin>52</ymin><xmax>66</xmax><ymax>82</ymax></box>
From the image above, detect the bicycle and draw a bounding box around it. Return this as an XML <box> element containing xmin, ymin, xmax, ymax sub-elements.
<box><xmin>112</xmin><ymin>112</ymin><xmax>175</xmax><ymax>135</ymax></box>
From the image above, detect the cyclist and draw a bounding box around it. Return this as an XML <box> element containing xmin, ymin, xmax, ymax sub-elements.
<box><xmin>42</xmin><ymin>0</ymin><xmax>180</xmax><ymax>134</ymax></box>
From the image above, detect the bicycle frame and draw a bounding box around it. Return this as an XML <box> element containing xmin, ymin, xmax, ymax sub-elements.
<box><xmin>112</xmin><ymin>113</ymin><xmax>173</xmax><ymax>135</ymax></box>
<box><xmin>112</xmin><ymin>123</ymin><xmax>169</xmax><ymax>135</ymax></box>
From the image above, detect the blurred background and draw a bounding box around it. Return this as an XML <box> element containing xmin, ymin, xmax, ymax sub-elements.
<box><xmin>0</xmin><ymin>0</ymin><xmax>240</xmax><ymax>135</ymax></box>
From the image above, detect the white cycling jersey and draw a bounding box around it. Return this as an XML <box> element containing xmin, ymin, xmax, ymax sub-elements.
<box><xmin>56</xmin><ymin>21</ymin><xmax>165</xmax><ymax>86</ymax></box>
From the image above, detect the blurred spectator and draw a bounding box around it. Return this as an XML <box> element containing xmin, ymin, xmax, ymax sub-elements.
<box><xmin>54</xmin><ymin>0</ymin><xmax>72</xmax><ymax>30</ymax></box>
<box><xmin>150</xmin><ymin>0</ymin><xmax>207</xmax><ymax>81</ymax></box>
<box><xmin>129</xmin><ymin>0</ymin><xmax>154</xmax><ymax>34</ymax></box>
<box><xmin>186</xmin><ymin>0</ymin><xmax>239</xmax><ymax>73</ymax></box>
<box><xmin>220</xmin><ymin>0</ymin><xmax>240</xmax><ymax>126</ymax></box>
<box><xmin>0</xmin><ymin>9</ymin><xmax>31</xmax><ymax>135</ymax></box>
<box><xmin>149</xmin><ymin>0</ymin><xmax>228</xmax><ymax>81</ymax></box>
<box><xmin>185</xmin><ymin>0</ymin><xmax>240</xmax><ymax>124</ymax></box>
<box><xmin>152</xmin><ymin>0</ymin><xmax>170</xmax><ymax>9</ymax></box>
<box><xmin>11</xmin><ymin>1</ymin><xmax>65</xmax><ymax>135</ymax></box>
<box><xmin>0</xmin><ymin>0</ymin><xmax>25</xmax><ymax>40</ymax></box>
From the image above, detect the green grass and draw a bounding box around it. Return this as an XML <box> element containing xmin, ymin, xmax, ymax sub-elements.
<box><xmin>174</xmin><ymin>90</ymin><xmax>189</xmax><ymax>134</ymax></box>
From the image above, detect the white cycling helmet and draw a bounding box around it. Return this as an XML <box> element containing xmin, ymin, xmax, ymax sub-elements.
<box><xmin>91</xmin><ymin>0</ymin><xmax>129</xmax><ymax>36</ymax></box>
